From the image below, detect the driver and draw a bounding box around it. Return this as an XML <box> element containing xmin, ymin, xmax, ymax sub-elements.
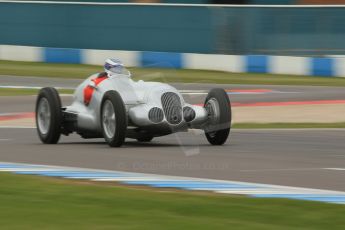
<box><xmin>103</xmin><ymin>58</ymin><xmax>131</xmax><ymax>78</ymax></box>
<box><xmin>83</xmin><ymin>58</ymin><xmax>130</xmax><ymax>105</ymax></box>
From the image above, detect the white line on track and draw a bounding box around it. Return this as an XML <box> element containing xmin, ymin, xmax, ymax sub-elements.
<box><xmin>239</xmin><ymin>168</ymin><xmax>328</xmax><ymax>172</ymax></box>
<box><xmin>323</xmin><ymin>168</ymin><xmax>345</xmax><ymax>171</ymax></box>
<box><xmin>0</xmin><ymin>126</ymin><xmax>35</xmax><ymax>129</ymax></box>
<box><xmin>0</xmin><ymin>112</ymin><xmax>31</xmax><ymax>116</ymax></box>
<box><xmin>240</xmin><ymin>168</ymin><xmax>345</xmax><ymax>173</ymax></box>
<box><xmin>0</xmin><ymin>85</ymin><xmax>75</xmax><ymax>90</ymax></box>
<box><xmin>0</xmin><ymin>139</ymin><xmax>11</xmax><ymax>141</ymax></box>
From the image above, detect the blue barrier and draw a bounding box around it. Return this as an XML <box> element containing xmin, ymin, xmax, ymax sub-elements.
<box><xmin>246</xmin><ymin>55</ymin><xmax>268</xmax><ymax>73</ymax></box>
<box><xmin>44</xmin><ymin>48</ymin><xmax>82</xmax><ymax>64</ymax></box>
<box><xmin>1</xmin><ymin>44</ymin><xmax>345</xmax><ymax>77</ymax></box>
<box><xmin>311</xmin><ymin>58</ymin><xmax>334</xmax><ymax>77</ymax></box>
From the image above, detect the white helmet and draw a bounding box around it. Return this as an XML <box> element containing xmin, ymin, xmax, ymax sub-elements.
<box><xmin>104</xmin><ymin>58</ymin><xmax>130</xmax><ymax>77</ymax></box>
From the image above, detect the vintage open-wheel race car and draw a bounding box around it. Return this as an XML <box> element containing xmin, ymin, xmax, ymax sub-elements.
<box><xmin>35</xmin><ymin>59</ymin><xmax>232</xmax><ymax>147</ymax></box>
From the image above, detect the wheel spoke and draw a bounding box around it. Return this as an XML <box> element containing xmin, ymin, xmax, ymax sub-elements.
<box><xmin>102</xmin><ymin>100</ymin><xmax>116</xmax><ymax>139</ymax></box>
<box><xmin>37</xmin><ymin>98</ymin><xmax>51</xmax><ymax>135</ymax></box>
<box><xmin>205</xmin><ymin>98</ymin><xmax>220</xmax><ymax>125</ymax></box>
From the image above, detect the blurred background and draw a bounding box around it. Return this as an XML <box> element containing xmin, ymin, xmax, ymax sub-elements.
<box><xmin>1</xmin><ymin>0</ymin><xmax>345</xmax><ymax>56</ymax></box>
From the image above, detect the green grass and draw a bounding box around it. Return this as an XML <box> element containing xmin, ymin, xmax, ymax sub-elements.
<box><xmin>233</xmin><ymin>122</ymin><xmax>345</xmax><ymax>129</ymax></box>
<box><xmin>0</xmin><ymin>173</ymin><xmax>344</xmax><ymax>229</ymax></box>
<box><xmin>2</xmin><ymin>60</ymin><xmax>345</xmax><ymax>86</ymax></box>
<box><xmin>0</xmin><ymin>88</ymin><xmax>73</xmax><ymax>96</ymax></box>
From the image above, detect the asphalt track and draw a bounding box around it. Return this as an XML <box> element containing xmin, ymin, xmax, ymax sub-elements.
<box><xmin>0</xmin><ymin>75</ymin><xmax>345</xmax><ymax>192</ymax></box>
<box><xmin>0</xmin><ymin>128</ymin><xmax>344</xmax><ymax>192</ymax></box>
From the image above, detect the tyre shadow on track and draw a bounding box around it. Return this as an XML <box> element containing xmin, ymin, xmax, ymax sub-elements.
<box><xmin>51</xmin><ymin>141</ymin><xmax>222</xmax><ymax>148</ymax></box>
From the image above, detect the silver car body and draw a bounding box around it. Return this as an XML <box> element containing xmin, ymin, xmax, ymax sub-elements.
<box><xmin>64</xmin><ymin>74</ymin><xmax>208</xmax><ymax>138</ymax></box>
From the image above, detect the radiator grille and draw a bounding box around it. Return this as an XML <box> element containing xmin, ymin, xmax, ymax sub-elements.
<box><xmin>161</xmin><ymin>92</ymin><xmax>182</xmax><ymax>125</ymax></box>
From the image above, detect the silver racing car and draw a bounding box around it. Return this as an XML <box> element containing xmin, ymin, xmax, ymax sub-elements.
<box><xmin>35</xmin><ymin>58</ymin><xmax>232</xmax><ymax>147</ymax></box>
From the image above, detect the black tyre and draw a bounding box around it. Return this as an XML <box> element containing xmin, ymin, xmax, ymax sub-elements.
<box><xmin>137</xmin><ymin>136</ymin><xmax>154</xmax><ymax>142</ymax></box>
<box><xmin>204</xmin><ymin>88</ymin><xmax>231</xmax><ymax>145</ymax></box>
<box><xmin>35</xmin><ymin>87</ymin><xmax>62</xmax><ymax>144</ymax></box>
<box><xmin>101</xmin><ymin>91</ymin><xmax>127</xmax><ymax>147</ymax></box>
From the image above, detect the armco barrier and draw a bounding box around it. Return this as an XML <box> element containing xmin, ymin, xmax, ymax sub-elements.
<box><xmin>1</xmin><ymin>45</ymin><xmax>345</xmax><ymax>77</ymax></box>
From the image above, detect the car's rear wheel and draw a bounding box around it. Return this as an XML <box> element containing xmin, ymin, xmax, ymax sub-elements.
<box><xmin>36</xmin><ymin>87</ymin><xmax>62</xmax><ymax>144</ymax></box>
<box><xmin>204</xmin><ymin>88</ymin><xmax>231</xmax><ymax>145</ymax></box>
<box><xmin>101</xmin><ymin>91</ymin><xmax>127</xmax><ymax>147</ymax></box>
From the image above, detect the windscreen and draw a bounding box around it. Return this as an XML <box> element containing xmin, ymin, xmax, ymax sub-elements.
<box><xmin>109</xmin><ymin>65</ymin><xmax>131</xmax><ymax>76</ymax></box>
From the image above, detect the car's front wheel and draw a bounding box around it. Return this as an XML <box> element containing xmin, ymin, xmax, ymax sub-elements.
<box><xmin>35</xmin><ymin>87</ymin><xmax>62</xmax><ymax>144</ymax></box>
<box><xmin>204</xmin><ymin>88</ymin><xmax>231</xmax><ymax>145</ymax></box>
<box><xmin>101</xmin><ymin>91</ymin><xmax>127</xmax><ymax>147</ymax></box>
